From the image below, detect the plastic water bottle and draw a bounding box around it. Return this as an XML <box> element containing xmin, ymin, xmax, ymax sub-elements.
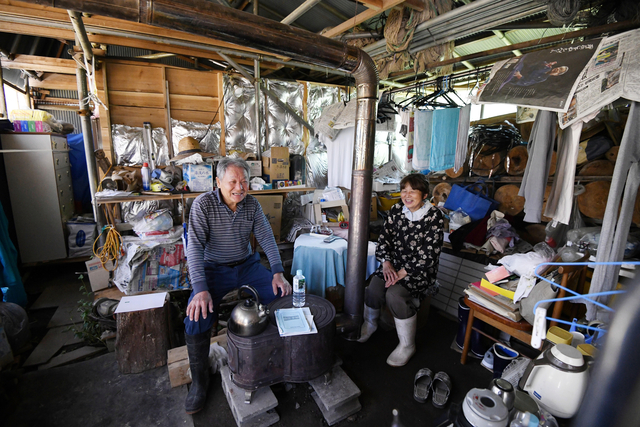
<box><xmin>293</xmin><ymin>269</ymin><xmax>306</xmax><ymax>307</ymax></box>
<box><xmin>141</xmin><ymin>162</ymin><xmax>151</xmax><ymax>191</ymax></box>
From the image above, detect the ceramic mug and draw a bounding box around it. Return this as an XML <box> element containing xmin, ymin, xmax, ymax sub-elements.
<box><xmin>492</xmin><ymin>343</ymin><xmax>519</xmax><ymax>379</ymax></box>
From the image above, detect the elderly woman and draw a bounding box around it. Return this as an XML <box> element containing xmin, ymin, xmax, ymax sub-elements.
<box><xmin>359</xmin><ymin>173</ymin><xmax>444</xmax><ymax>366</ymax></box>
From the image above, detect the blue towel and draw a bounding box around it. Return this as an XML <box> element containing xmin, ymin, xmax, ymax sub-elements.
<box><xmin>429</xmin><ymin>108</ymin><xmax>460</xmax><ymax>172</ymax></box>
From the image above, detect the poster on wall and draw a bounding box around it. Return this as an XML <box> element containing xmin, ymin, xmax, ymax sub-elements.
<box><xmin>478</xmin><ymin>39</ymin><xmax>602</xmax><ymax>112</ymax></box>
<box><xmin>559</xmin><ymin>28</ymin><xmax>640</xmax><ymax>129</ymax></box>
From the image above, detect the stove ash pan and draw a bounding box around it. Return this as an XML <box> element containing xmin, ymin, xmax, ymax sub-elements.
<box><xmin>227</xmin><ymin>295</ymin><xmax>336</xmax><ymax>390</ymax></box>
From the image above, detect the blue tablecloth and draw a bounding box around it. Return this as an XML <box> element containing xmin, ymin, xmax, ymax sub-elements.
<box><xmin>290</xmin><ymin>234</ymin><xmax>379</xmax><ymax>298</ymax></box>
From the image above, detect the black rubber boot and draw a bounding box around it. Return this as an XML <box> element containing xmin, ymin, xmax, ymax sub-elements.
<box><xmin>184</xmin><ymin>331</ymin><xmax>211</xmax><ymax>415</ymax></box>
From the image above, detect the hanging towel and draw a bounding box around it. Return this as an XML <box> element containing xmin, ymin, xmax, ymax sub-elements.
<box><xmin>429</xmin><ymin>107</ymin><xmax>460</xmax><ymax>172</ymax></box>
<box><xmin>454</xmin><ymin>104</ymin><xmax>472</xmax><ymax>173</ymax></box>
<box><xmin>588</xmin><ymin>102</ymin><xmax>640</xmax><ymax>321</ymax></box>
<box><xmin>412</xmin><ymin>109</ymin><xmax>433</xmax><ymax>170</ymax></box>
<box><xmin>321</xmin><ymin>127</ymin><xmax>355</xmax><ymax>189</ymax></box>
<box><xmin>519</xmin><ymin>110</ymin><xmax>556</xmax><ymax>223</ymax></box>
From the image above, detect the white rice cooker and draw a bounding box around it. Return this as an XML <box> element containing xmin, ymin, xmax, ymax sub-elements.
<box><xmin>519</xmin><ymin>344</ymin><xmax>589</xmax><ymax>419</ymax></box>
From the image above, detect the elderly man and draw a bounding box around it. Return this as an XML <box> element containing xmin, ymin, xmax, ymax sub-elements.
<box><xmin>183</xmin><ymin>157</ymin><xmax>291</xmax><ymax>414</ymax></box>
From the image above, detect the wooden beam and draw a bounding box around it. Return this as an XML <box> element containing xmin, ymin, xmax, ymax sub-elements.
<box><xmin>2</xmin><ymin>54</ymin><xmax>76</xmax><ymax>74</ymax></box>
<box><xmin>361</xmin><ymin>0</ymin><xmax>384</xmax><ymax>11</ymax></box>
<box><xmin>322</xmin><ymin>0</ymin><xmax>406</xmax><ymax>38</ymax></box>
<box><xmin>29</xmin><ymin>73</ymin><xmax>77</xmax><ymax>90</ymax></box>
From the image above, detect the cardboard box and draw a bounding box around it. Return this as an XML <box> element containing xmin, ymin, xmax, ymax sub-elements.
<box><xmin>254</xmin><ymin>195</ymin><xmax>283</xmax><ymax>242</ymax></box>
<box><xmin>247</xmin><ymin>160</ymin><xmax>262</xmax><ymax>177</ymax></box>
<box><xmin>86</xmin><ymin>258</ymin><xmax>112</xmax><ymax>292</ymax></box>
<box><xmin>262</xmin><ymin>147</ymin><xmax>290</xmax><ymax>183</ymax></box>
<box><xmin>183</xmin><ymin>164</ymin><xmax>214</xmax><ymax>192</ymax></box>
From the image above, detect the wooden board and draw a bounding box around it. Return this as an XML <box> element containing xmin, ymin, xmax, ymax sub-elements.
<box><xmin>494</xmin><ymin>184</ymin><xmax>525</xmax><ymax>216</ymax></box>
<box><xmin>31</xmin><ymin>282</ymin><xmax>85</xmax><ymax>310</ymax></box>
<box><xmin>167</xmin><ymin>333</ymin><xmax>228</xmax><ymax>388</ymax></box>
<box><xmin>171</xmin><ymin>109</ymin><xmax>221</xmax><ymax>125</ymax></box>
<box><xmin>108</xmin><ymin>91</ymin><xmax>165</xmax><ymax>108</ymax></box>
<box><xmin>578</xmin><ymin>181</ymin><xmax>610</xmax><ymax>219</ymax></box>
<box><xmin>23</xmin><ymin>326</ymin><xmax>84</xmax><ymax>367</ymax></box>
<box><xmin>38</xmin><ymin>346</ymin><xmax>105</xmax><ymax>370</ymax></box>
<box><xmin>109</xmin><ymin>105</ymin><xmax>168</xmax><ymax>128</ymax></box>
<box><xmin>169</xmin><ymin>94</ymin><xmax>219</xmax><ymax>112</ymax></box>
<box><xmin>29</xmin><ymin>73</ymin><xmax>78</xmax><ymax>90</ymax></box>
<box><xmin>166</xmin><ymin>68</ymin><xmax>220</xmax><ymax>97</ymax></box>
<box><xmin>47</xmin><ymin>304</ymin><xmax>82</xmax><ymax>329</ymax></box>
<box><xmin>106</xmin><ymin>64</ymin><xmax>164</xmax><ymax>93</ymax></box>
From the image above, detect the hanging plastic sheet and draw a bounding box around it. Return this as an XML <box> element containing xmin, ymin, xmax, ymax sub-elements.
<box><xmin>171</xmin><ymin>118</ymin><xmax>220</xmax><ymax>156</ymax></box>
<box><xmin>429</xmin><ymin>108</ymin><xmax>460</xmax><ymax>172</ymax></box>
<box><xmin>308</xmin><ymin>83</ymin><xmax>343</xmax><ymax>129</ymax></box>
<box><xmin>265</xmin><ymin>80</ymin><xmax>305</xmax><ymax>155</ymax></box>
<box><xmin>305</xmin><ymin>135</ymin><xmax>328</xmax><ymax>189</ymax></box>
<box><xmin>112</xmin><ymin>124</ymin><xmax>170</xmax><ymax>166</ymax></box>
<box><xmin>412</xmin><ymin>109</ymin><xmax>433</xmax><ymax>170</ymax></box>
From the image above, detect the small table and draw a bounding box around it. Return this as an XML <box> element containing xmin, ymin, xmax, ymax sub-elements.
<box><xmin>290</xmin><ymin>233</ymin><xmax>380</xmax><ymax>298</ymax></box>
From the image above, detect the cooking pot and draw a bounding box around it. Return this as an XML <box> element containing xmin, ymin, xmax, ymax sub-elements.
<box><xmin>228</xmin><ymin>285</ymin><xmax>269</xmax><ymax>337</ymax></box>
<box><xmin>519</xmin><ymin>344</ymin><xmax>588</xmax><ymax>419</ymax></box>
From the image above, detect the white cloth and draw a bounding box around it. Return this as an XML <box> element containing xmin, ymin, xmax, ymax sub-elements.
<box><xmin>454</xmin><ymin>104</ymin><xmax>472</xmax><ymax>173</ymax></box>
<box><xmin>544</xmin><ymin>111</ymin><xmax>598</xmax><ymax>224</ymax></box>
<box><xmin>402</xmin><ymin>202</ymin><xmax>431</xmax><ymax>222</ymax></box>
<box><xmin>320</xmin><ymin>127</ymin><xmax>354</xmax><ymax>189</ymax></box>
<box><xmin>412</xmin><ymin>109</ymin><xmax>433</xmax><ymax>170</ymax></box>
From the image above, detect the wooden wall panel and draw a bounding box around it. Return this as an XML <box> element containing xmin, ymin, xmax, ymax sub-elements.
<box><xmin>109</xmin><ymin>91</ymin><xmax>165</xmax><ymax>108</ymax></box>
<box><xmin>29</xmin><ymin>73</ymin><xmax>77</xmax><ymax>90</ymax></box>
<box><xmin>171</xmin><ymin>109</ymin><xmax>220</xmax><ymax>125</ymax></box>
<box><xmin>109</xmin><ymin>106</ymin><xmax>168</xmax><ymax>129</ymax></box>
<box><xmin>106</xmin><ymin>64</ymin><xmax>164</xmax><ymax>93</ymax></box>
<box><xmin>166</xmin><ymin>68</ymin><xmax>219</xmax><ymax>97</ymax></box>
<box><xmin>169</xmin><ymin>94</ymin><xmax>218</xmax><ymax>112</ymax></box>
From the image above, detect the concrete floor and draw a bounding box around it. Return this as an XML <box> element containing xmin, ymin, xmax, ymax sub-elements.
<box><xmin>2</xmin><ymin>261</ymin><xmax>498</xmax><ymax>427</ymax></box>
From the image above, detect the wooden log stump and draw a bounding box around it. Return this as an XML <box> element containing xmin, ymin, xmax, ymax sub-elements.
<box><xmin>432</xmin><ymin>182</ymin><xmax>452</xmax><ymax>206</ymax></box>
<box><xmin>494</xmin><ymin>184</ymin><xmax>525</xmax><ymax>216</ymax></box>
<box><xmin>472</xmin><ymin>151</ymin><xmax>505</xmax><ymax>177</ymax></box>
<box><xmin>606</xmin><ymin>146</ymin><xmax>619</xmax><ymax>164</ymax></box>
<box><xmin>578</xmin><ymin>181</ymin><xmax>610</xmax><ymax>220</ymax></box>
<box><xmin>578</xmin><ymin>160</ymin><xmax>615</xmax><ymax>176</ymax></box>
<box><xmin>116</xmin><ymin>301</ymin><xmax>171</xmax><ymax>374</ymax></box>
<box><xmin>504</xmin><ymin>146</ymin><xmax>528</xmax><ymax>176</ymax></box>
<box><xmin>445</xmin><ymin>164</ymin><xmax>468</xmax><ymax>179</ymax></box>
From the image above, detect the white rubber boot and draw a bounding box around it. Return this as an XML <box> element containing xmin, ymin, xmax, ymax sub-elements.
<box><xmin>386</xmin><ymin>314</ymin><xmax>417</xmax><ymax>367</ymax></box>
<box><xmin>357</xmin><ymin>305</ymin><xmax>380</xmax><ymax>343</ymax></box>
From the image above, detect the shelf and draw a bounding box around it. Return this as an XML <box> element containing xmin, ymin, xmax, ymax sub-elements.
<box><xmin>95</xmin><ymin>187</ymin><xmax>316</xmax><ymax>204</ymax></box>
<box><xmin>427</xmin><ymin>175</ymin><xmax>613</xmax><ymax>184</ymax></box>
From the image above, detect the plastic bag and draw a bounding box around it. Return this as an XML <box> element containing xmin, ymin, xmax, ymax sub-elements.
<box><xmin>449</xmin><ymin>208</ymin><xmax>471</xmax><ymax>231</ymax></box>
<box><xmin>0</xmin><ymin>302</ymin><xmax>30</xmax><ymax>350</ymax></box>
<box><xmin>544</xmin><ymin>220</ymin><xmax>568</xmax><ymax>248</ymax></box>
<box><xmin>132</xmin><ymin>209</ymin><xmax>174</xmax><ymax>237</ymax></box>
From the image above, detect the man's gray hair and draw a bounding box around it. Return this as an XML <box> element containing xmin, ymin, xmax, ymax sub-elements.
<box><xmin>217</xmin><ymin>157</ymin><xmax>251</xmax><ymax>181</ymax></box>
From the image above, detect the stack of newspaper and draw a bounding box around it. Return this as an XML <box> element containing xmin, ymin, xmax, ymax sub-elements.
<box><xmin>464</xmin><ymin>265</ymin><xmax>522</xmax><ymax>322</ymax></box>
<box><xmin>275</xmin><ymin>307</ymin><xmax>318</xmax><ymax>337</ymax></box>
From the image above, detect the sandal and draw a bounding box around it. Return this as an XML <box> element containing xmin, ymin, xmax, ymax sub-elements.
<box><xmin>431</xmin><ymin>371</ymin><xmax>452</xmax><ymax>408</ymax></box>
<box><xmin>413</xmin><ymin>368</ymin><xmax>433</xmax><ymax>403</ymax></box>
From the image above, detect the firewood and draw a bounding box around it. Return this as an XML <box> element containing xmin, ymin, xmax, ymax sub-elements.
<box><xmin>494</xmin><ymin>184</ymin><xmax>525</xmax><ymax>215</ymax></box>
<box><xmin>578</xmin><ymin>160</ymin><xmax>615</xmax><ymax>176</ymax></box>
<box><xmin>577</xmin><ymin>181</ymin><xmax>610</xmax><ymax>219</ymax></box>
<box><xmin>504</xmin><ymin>146</ymin><xmax>528</xmax><ymax>176</ymax></box>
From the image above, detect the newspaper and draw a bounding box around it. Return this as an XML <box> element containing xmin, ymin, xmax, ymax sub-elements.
<box><xmin>559</xmin><ymin>28</ymin><xmax>640</xmax><ymax>129</ymax></box>
<box><xmin>478</xmin><ymin>39</ymin><xmax>602</xmax><ymax>112</ymax></box>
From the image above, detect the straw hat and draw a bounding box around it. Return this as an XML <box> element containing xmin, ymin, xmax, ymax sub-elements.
<box><xmin>169</xmin><ymin>136</ymin><xmax>216</xmax><ymax>162</ymax></box>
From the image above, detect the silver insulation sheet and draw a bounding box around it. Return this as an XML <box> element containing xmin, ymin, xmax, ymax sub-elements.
<box><xmin>120</xmin><ymin>199</ymin><xmax>177</xmax><ymax>224</ymax></box>
<box><xmin>223</xmin><ymin>74</ymin><xmax>263</xmax><ymax>154</ymax></box>
<box><xmin>265</xmin><ymin>80</ymin><xmax>304</xmax><ymax>155</ymax></box>
<box><xmin>308</xmin><ymin>83</ymin><xmax>343</xmax><ymax>128</ymax></box>
<box><xmin>112</xmin><ymin>124</ymin><xmax>170</xmax><ymax>166</ymax></box>
<box><xmin>171</xmin><ymin>118</ymin><xmax>220</xmax><ymax>156</ymax></box>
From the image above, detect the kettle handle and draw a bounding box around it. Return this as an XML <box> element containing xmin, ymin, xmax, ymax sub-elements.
<box><xmin>238</xmin><ymin>285</ymin><xmax>260</xmax><ymax>306</ymax></box>
<box><xmin>519</xmin><ymin>354</ymin><xmax>547</xmax><ymax>390</ymax></box>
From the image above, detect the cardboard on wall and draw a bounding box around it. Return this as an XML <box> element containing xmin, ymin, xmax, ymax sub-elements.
<box><xmin>262</xmin><ymin>147</ymin><xmax>290</xmax><ymax>183</ymax></box>
<box><xmin>183</xmin><ymin>164</ymin><xmax>214</xmax><ymax>192</ymax></box>
<box><xmin>254</xmin><ymin>195</ymin><xmax>283</xmax><ymax>242</ymax></box>
<box><xmin>86</xmin><ymin>258</ymin><xmax>113</xmax><ymax>292</ymax></box>
<box><xmin>247</xmin><ymin>160</ymin><xmax>262</xmax><ymax>177</ymax></box>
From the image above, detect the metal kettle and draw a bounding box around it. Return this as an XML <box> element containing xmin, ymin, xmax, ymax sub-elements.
<box><xmin>228</xmin><ymin>285</ymin><xmax>270</xmax><ymax>337</ymax></box>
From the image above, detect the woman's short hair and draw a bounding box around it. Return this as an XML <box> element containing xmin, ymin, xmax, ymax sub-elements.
<box><xmin>400</xmin><ymin>173</ymin><xmax>430</xmax><ymax>196</ymax></box>
<box><xmin>217</xmin><ymin>157</ymin><xmax>250</xmax><ymax>181</ymax></box>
